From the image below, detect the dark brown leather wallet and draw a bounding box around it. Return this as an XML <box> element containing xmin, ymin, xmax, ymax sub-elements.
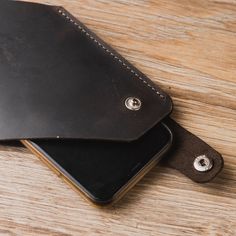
<box><xmin>0</xmin><ymin>1</ymin><xmax>223</xmax><ymax>185</ymax></box>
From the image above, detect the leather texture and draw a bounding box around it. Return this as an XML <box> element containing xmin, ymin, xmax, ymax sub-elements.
<box><xmin>0</xmin><ymin>1</ymin><xmax>172</xmax><ymax>141</ymax></box>
<box><xmin>0</xmin><ymin>1</ymin><xmax>223</xmax><ymax>183</ymax></box>
<box><xmin>162</xmin><ymin>118</ymin><xmax>224</xmax><ymax>183</ymax></box>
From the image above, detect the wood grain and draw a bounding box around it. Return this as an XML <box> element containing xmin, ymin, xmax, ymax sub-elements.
<box><xmin>0</xmin><ymin>0</ymin><xmax>235</xmax><ymax>235</ymax></box>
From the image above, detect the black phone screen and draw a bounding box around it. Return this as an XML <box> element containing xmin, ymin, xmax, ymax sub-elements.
<box><xmin>30</xmin><ymin>123</ymin><xmax>172</xmax><ymax>204</ymax></box>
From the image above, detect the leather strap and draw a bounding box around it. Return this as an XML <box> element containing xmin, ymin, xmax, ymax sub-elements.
<box><xmin>162</xmin><ymin>118</ymin><xmax>224</xmax><ymax>183</ymax></box>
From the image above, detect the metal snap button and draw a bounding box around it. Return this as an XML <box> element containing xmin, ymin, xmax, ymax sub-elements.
<box><xmin>125</xmin><ymin>97</ymin><xmax>142</xmax><ymax>111</ymax></box>
<box><xmin>193</xmin><ymin>155</ymin><xmax>213</xmax><ymax>172</ymax></box>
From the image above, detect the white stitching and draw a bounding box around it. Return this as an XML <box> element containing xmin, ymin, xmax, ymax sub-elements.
<box><xmin>58</xmin><ymin>9</ymin><xmax>165</xmax><ymax>99</ymax></box>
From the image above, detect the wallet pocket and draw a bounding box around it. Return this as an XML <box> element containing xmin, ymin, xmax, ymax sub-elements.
<box><xmin>0</xmin><ymin>1</ymin><xmax>172</xmax><ymax>142</ymax></box>
<box><xmin>0</xmin><ymin>1</ymin><xmax>223</xmax><ymax>184</ymax></box>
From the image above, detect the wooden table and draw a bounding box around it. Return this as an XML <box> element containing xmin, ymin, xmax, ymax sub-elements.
<box><xmin>0</xmin><ymin>0</ymin><xmax>235</xmax><ymax>235</ymax></box>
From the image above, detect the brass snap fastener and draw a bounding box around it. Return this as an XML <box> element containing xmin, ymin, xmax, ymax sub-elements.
<box><xmin>125</xmin><ymin>97</ymin><xmax>142</xmax><ymax>111</ymax></box>
<box><xmin>193</xmin><ymin>155</ymin><xmax>213</xmax><ymax>172</ymax></box>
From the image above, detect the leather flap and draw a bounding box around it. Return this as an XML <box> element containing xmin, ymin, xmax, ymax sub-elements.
<box><xmin>162</xmin><ymin>118</ymin><xmax>224</xmax><ymax>183</ymax></box>
<box><xmin>0</xmin><ymin>1</ymin><xmax>172</xmax><ymax>141</ymax></box>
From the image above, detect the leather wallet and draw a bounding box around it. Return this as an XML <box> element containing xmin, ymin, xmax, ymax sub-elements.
<box><xmin>0</xmin><ymin>1</ymin><xmax>223</xmax><ymax>183</ymax></box>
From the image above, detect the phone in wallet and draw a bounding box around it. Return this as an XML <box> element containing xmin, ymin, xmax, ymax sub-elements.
<box><xmin>22</xmin><ymin>123</ymin><xmax>172</xmax><ymax>205</ymax></box>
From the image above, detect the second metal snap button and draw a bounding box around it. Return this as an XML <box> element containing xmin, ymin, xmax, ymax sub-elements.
<box><xmin>125</xmin><ymin>97</ymin><xmax>142</xmax><ymax>111</ymax></box>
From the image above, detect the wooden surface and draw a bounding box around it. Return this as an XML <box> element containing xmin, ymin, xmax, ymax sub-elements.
<box><xmin>0</xmin><ymin>0</ymin><xmax>235</xmax><ymax>235</ymax></box>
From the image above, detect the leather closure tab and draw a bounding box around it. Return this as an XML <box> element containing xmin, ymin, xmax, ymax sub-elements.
<box><xmin>162</xmin><ymin>118</ymin><xmax>224</xmax><ymax>183</ymax></box>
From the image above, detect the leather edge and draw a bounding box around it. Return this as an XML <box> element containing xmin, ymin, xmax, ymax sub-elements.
<box><xmin>161</xmin><ymin>118</ymin><xmax>224</xmax><ymax>183</ymax></box>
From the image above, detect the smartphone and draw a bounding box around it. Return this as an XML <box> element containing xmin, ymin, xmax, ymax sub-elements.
<box><xmin>22</xmin><ymin>123</ymin><xmax>172</xmax><ymax>205</ymax></box>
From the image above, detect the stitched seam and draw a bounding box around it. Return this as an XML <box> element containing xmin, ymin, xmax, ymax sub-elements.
<box><xmin>58</xmin><ymin>9</ymin><xmax>165</xmax><ymax>99</ymax></box>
